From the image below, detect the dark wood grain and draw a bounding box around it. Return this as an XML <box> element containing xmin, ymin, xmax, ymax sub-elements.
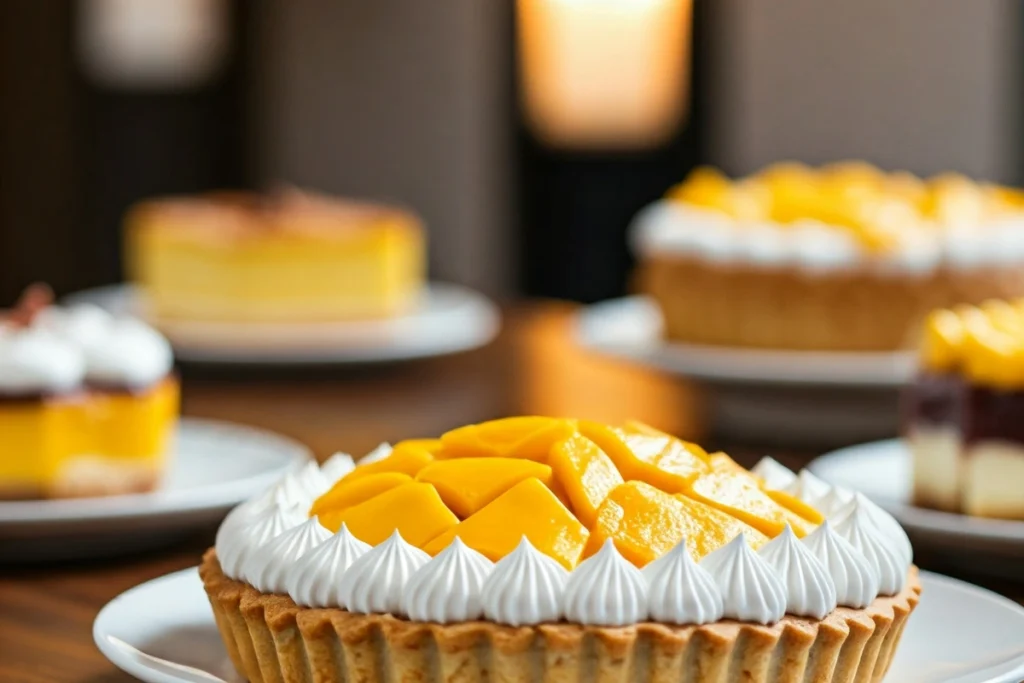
<box><xmin>0</xmin><ymin>304</ymin><xmax>1019</xmax><ymax>682</ymax></box>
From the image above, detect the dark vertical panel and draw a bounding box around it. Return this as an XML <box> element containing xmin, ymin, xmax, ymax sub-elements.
<box><xmin>0</xmin><ymin>1</ymin><xmax>81</xmax><ymax>302</ymax></box>
<box><xmin>78</xmin><ymin>0</ymin><xmax>254</xmax><ymax>288</ymax></box>
<box><xmin>516</xmin><ymin>0</ymin><xmax>712</xmax><ymax>302</ymax></box>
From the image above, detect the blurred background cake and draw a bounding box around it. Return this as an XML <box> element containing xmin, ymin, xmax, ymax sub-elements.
<box><xmin>632</xmin><ymin>163</ymin><xmax>1024</xmax><ymax>351</ymax></box>
<box><xmin>125</xmin><ymin>189</ymin><xmax>425</xmax><ymax>323</ymax></box>
<box><xmin>0</xmin><ymin>286</ymin><xmax>178</xmax><ymax>499</ymax></box>
<box><xmin>904</xmin><ymin>300</ymin><xmax>1024</xmax><ymax>519</ymax></box>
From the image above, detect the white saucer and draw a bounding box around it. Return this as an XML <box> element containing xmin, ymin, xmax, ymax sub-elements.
<box><xmin>0</xmin><ymin>418</ymin><xmax>311</xmax><ymax>562</ymax></box>
<box><xmin>94</xmin><ymin>568</ymin><xmax>1024</xmax><ymax>683</ymax></box>
<box><xmin>66</xmin><ymin>283</ymin><xmax>501</xmax><ymax>365</ymax></box>
<box><xmin>575</xmin><ymin>297</ymin><xmax>914</xmax><ymax>444</ymax></box>
<box><xmin>575</xmin><ymin>296</ymin><xmax>914</xmax><ymax>388</ymax></box>
<box><xmin>810</xmin><ymin>439</ymin><xmax>1024</xmax><ymax>566</ymax></box>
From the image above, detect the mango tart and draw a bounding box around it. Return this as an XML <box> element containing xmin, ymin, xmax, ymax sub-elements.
<box><xmin>203</xmin><ymin>417</ymin><xmax>920</xmax><ymax>683</ymax></box>
<box><xmin>633</xmin><ymin>162</ymin><xmax>1024</xmax><ymax>352</ymax></box>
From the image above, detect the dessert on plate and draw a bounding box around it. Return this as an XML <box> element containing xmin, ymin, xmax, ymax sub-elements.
<box><xmin>0</xmin><ymin>285</ymin><xmax>178</xmax><ymax>499</ymax></box>
<box><xmin>631</xmin><ymin>162</ymin><xmax>1024</xmax><ymax>351</ymax></box>
<box><xmin>202</xmin><ymin>417</ymin><xmax>919</xmax><ymax>683</ymax></box>
<box><xmin>904</xmin><ymin>299</ymin><xmax>1024</xmax><ymax>518</ymax></box>
<box><xmin>124</xmin><ymin>188</ymin><xmax>426</xmax><ymax>324</ymax></box>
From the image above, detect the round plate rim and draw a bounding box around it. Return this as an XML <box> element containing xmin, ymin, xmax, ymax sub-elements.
<box><xmin>575</xmin><ymin>296</ymin><xmax>915</xmax><ymax>387</ymax></box>
<box><xmin>92</xmin><ymin>567</ymin><xmax>1024</xmax><ymax>683</ymax></box>
<box><xmin>0</xmin><ymin>417</ymin><xmax>311</xmax><ymax>526</ymax></box>
<box><xmin>65</xmin><ymin>283</ymin><xmax>501</xmax><ymax>365</ymax></box>
<box><xmin>810</xmin><ymin>438</ymin><xmax>1024</xmax><ymax>544</ymax></box>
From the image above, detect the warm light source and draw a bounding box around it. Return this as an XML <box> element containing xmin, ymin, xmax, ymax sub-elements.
<box><xmin>517</xmin><ymin>0</ymin><xmax>692</xmax><ymax>150</ymax></box>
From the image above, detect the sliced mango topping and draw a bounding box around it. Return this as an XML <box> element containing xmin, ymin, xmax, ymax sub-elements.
<box><xmin>311</xmin><ymin>416</ymin><xmax>823</xmax><ymax>567</ymax></box>
<box><xmin>549</xmin><ymin>433</ymin><xmax>624</xmax><ymax>527</ymax></box>
<box><xmin>764</xmin><ymin>488</ymin><xmax>825</xmax><ymax>525</ymax></box>
<box><xmin>340</xmin><ymin>444</ymin><xmax>434</xmax><ymax>483</ymax></box>
<box><xmin>319</xmin><ymin>482</ymin><xmax>458</xmax><ymax>546</ymax></box>
<box><xmin>580</xmin><ymin>420</ymin><xmax>709</xmax><ymax>493</ymax></box>
<box><xmin>310</xmin><ymin>472</ymin><xmax>411</xmax><ymax>517</ymax></box>
<box><xmin>683</xmin><ymin>471</ymin><xmax>816</xmax><ymax>538</ymax></box>
<box><xmin>585</xmin><ymin>481</ymin><xmax>767</xmax><ymax>566</ymax></box>
<box><xmin>440</xmin><ymin>416</ymin><xmax>576</xmax><ymax>461</ymax></box>
<box><xmin>415</xmin><ymin>458</ymin><xmax>553</xmax><ymax>518</ymax></box>
<box><xmin>422</xmin><ymin>478</ymin><xmax>589</xmax><ymax>569</ymax></box>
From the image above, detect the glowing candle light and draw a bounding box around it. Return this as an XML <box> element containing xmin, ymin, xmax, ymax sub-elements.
<box><xmin>517</xmin><ymin>0</ymin><xmax>692</xmax><ymax>150</ymax></box>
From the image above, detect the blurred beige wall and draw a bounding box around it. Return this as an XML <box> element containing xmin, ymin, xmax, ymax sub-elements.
<box><xmin>707</xmin><ymin>0</ymin><xmax>1023</xmax><ymax>182</ymax></box>
<box><xmin>253</xmin><ymin>0</ymin><xmax>515</xmax><ymax>295</ymax></box>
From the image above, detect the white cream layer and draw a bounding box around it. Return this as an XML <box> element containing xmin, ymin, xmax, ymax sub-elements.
<box><xmin>217</xmin><ymin>464</ymin><xmax>912</xmax><ymax>627</ymax></box>
<box><xmin>631</xmin><ymin>200</ymin><xmax>1024</xmax><ymax>275</ymax></box>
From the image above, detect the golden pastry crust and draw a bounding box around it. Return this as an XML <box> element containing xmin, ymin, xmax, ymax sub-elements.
<box><xmin>638</xmin><ymin>256</ymin><xmax>1024</xmax><ymax>351</ymax></box>
<box><xmin>200</xmin><ymin>549</ymin><xmax>921</xmax><ymax>683</ymax></box>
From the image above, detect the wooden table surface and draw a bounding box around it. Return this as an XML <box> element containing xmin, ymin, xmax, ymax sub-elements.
<box><xmin>0</xmin><ymin>303</ymin><xmax>1021</xmax><ymax>682</ymax></box>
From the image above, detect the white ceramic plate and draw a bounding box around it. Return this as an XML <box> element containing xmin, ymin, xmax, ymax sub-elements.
<box><xmin>0</xmin><ymin>418</ymin><xmax>311</xmax><ymax>562</ymax></box>
<box><xmin>810</xmin><ymin>439</ymin><xmax>1024</xmax><ymax>562</ymax></box>
<box><xmin>575</xmin><ymin>296</ymin><xmax>915</xmax><ymax>388</ymax></box>
<box><xmin>66</xmin><ymin>283</ymin><xmax>501</xmax><ymax>365</ymax></box>
<box><xmin>94</xmin><ymin>568</ymin><xmax>1024</xmax><ymax>683</ymax></box>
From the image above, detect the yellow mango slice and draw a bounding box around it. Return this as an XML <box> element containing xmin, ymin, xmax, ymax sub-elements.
<box><xmin>415</xmin><ymin>458</ymin><xmax>553</xmax><ymax>518</ymax></box>
<box><xmin>320</xmin><ymin>482</ymin><xmax>458</xmax><ymax>546</ymax></box>
<box><xmin>765</xmin><ymin>488</ymin><xmax>825</xmax><ymax>525</ymax></box>
<box><xmin>580</xmin><ymin>421</ymin><xmax>709</xmax><ymax>493</ymax></box>
<box><xmin>709</xmin><ymin>452</ymin><xmax>746</xmax><ymax>475</ymax></box>
<box><xmin>340</xmin><ymin>444</ymin><xmax>434</xmax><ymax>483</ymax></box>
<box><xmin>310</xmin><ymin>472</ymin><xmax>411</xmax><ymax>517</ymax></box>
<box><xmin>585</xmin><ymin>481</ymin><xmax>767</xmax><ymax>566</ymax></box>
<box><xmin>439</xmin><ymin>417</ymin><xmax>577</xmax><ymax>462</ymax></box>
<box><xmin>392</xmin><ymin>438</ymin><xmax>444</xmax><ymax>456</ymax></box>
<box><xmin>683</xmin><ymin>471</ymin><xmax>816</xmax><ymax>538</ymax></box>
<box><xmin>549</xmin><ymin>433</ymin><xmax>624</xmax><ymax>527</ymax></box>
<box><xmin>422</xmin><ymin>478</ymin><xmax>589</xmax><ymax>569</ymax></box>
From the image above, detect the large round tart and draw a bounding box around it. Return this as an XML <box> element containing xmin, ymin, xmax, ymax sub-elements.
<box><xmin>201</xmin><ymin>417</ymin><xmax>920</xmax><ymax>683</ymax></box>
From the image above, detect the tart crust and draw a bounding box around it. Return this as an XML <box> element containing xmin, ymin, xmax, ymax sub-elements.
<box><xmin>637</xmin><ymin>256</ymin><xmax>1024</xmax><ymax>351</ymax></box>
<box><xmin>200</xmin><ymin>549</ymin><xmax>921</xmax><ymax>683</ymax></box>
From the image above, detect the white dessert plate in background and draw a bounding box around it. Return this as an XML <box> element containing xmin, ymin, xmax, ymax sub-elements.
<box><xmin>575</xmin><ymin>296</ymin><xmax>915</xmax><ymax>388</ymax></box>
<box><xmin>0</xmin><ymin>418</ymin><xmax>310</xmax><ymax>562</ymax></box>
<box><xmin>810</xmin><ymin>439</ymin><xmax>1024</xmax><ymax>562</ymax></box>
<box><xmin>66</xmin><ymin>283</ymin><xmax>501</xmax><ymax>365</ymax></box>
<box><xmin>93</xmin><ymin>567</ymin><xmax>1024</xmax><ymax>683</ymax></box>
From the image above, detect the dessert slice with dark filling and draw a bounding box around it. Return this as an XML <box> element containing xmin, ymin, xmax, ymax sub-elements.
<box><xmin>905</xmin><ymin>301</ymin><xmax>1024</xmax><ymax>518</ymax></box>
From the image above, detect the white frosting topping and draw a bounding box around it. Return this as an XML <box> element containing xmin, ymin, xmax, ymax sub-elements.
<box><xmin>481</xmin><ymin>536</ymin><xmax>568</xmax><ymax>626</ymax></box>
<box><xmin>80</xmin><ymin>318</ymin><xmax>173</xmax><ymax>387</ymax></box>
<box><xmin>339</xmin><ymin>531</ymin><xmax>430</xmax><ymax>615</ymax></box>
<box><xmin>286</xmin><ymin>524</ymin><xmax>371</xmax><ymax>608</ymax></box>
<box><xmin>36</xmin><ymin>304</ymin><xmax>112</xmax><ymax>349</ymax></box>
<box><xmin>835</xmin><ymin>493</ymin><xmax>913</xmax><ymax>567</ymax></box>
<box><xmin>783</xmin><ymin>469</ymin><xmax>832</xmax><ymax>504</ymax></box>
<box><xmin>563</xmin><ymin>540</ymin><xmax>648</xmax><ymax>626</ymax></box>
<box><xmin>802</xmin><ymin>521</ymin><xmax>879</xmax><ymax>608</ymax></box>
<box><xmin>360</xmin><ymin>442</ymin><xmax>392</xmax><ymax>464</ymax></box>
<box><xmin>273</xmin><ymin>461</ymin><xmax>331</xmax><ymax>512</ymax></box>
<box><xmin>631</xmin><ymin>198</ymin><xmax>1024</xmax><ymax>274</ymax></box>
<box><xmin>833</xmin><ymin>502</ymin><xmax>906</xmax><ymax>596</ymax></box>
<box><xmin>700</xmin><ymin>535</ymin><xmax>787</xmax><ymax>625</ymax></box>
<box><xmin>217</xmin><ymin>506</ymin><xmax>298</xmax><ymax>581</ymax></box>
<box><xmin>817</xmin><ymin>485</ymin><xmax>856</xmax><ymax>519</ymax></box>
<box><xmin>758</xmin><ymin>526</ymin><xmax>837</xmax><ymax>619</ymax></box>
<box><xmin>245</xmin><ymin>517</ymin><xmax>331</xmax><ymax>594</ymax></box>
<box><xmin>751</xmin><ymin>456</ymin><xmax>797</xmax><ymax>490</ymax></box>
<box><xmin>0</xmin><ymin>326</ymin><xmax>85</xmax><ymax>393</ymax></box>
<box><xmin>403</xmin><ymin>538</ymin><xmax>494</xmax><ymax>623</ymax></box>
<box><xmin>643</xmin><ymin>539</ymin><xmax>724</xmax><ymax>625</ymax></box>
<box><xmin>320</xmin><ymin>452</ymin><xmax>355</xmax><ymax>483</ymax></box>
